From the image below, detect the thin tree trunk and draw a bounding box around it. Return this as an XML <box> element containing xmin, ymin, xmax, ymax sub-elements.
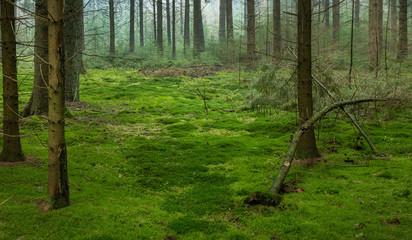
<box><xmin>219</xmin><ymin>0</ymin><xmax>226</xmax><ymax>43</ymax></box>
<box><xmin>325</xmin><ymin>0</ymin><xmax>330</xmax><ymax>27</ymax></box>
<box><xmin>130</xmin><ymin>0</ymin><xmax>135</xmax><ymax>52</ymax></box>
<box><xmin>157</xmin><ymin>0</ymin><xmax>163</xmax><ymax>55</ymax></box>
<box><xmin>246</xmin><ymin>0</ymin><xmax>255</xmax><ymax>70</ymax></box>
<box><xmin>398</xmin><ymin>0</ymin><xmax>407</xmax><ymax>60</ymax></box>
<box><xmin>184</xmin><ymin>0</ymin><xmax>190</xmax><ymax>51</ymax></box>
<box><xmin>109</xmin><ymin>0</ymin><xmax>115</xmax><ymax>55</ymax></box>
<box><xmin>172</xmin><ymin>0</ymin><xmax>176</xmax><ymax>57</ymax></box>
<box><xmin>332</xmin><ymin>0</ymin><xmax>340</xmax><ymax>48</ymax></box>
<box><xmin>0</xmin><ymin>0</ymin><xmax>25</xmax><ymax>162</ymax></box>
<box><xmin>166</xmin><ymin>0</ymin><xmax>171</xmax><ymax>45</ymax></box>
<box><xmin>369</xmin><ymin>0</ymin><xmax>381</xmax><ymax>70</ymax></box>
<box><xmin>272</xmin><ymin>0</ymin><xmax>281</xmax><ymax>62</ymax></box>
<box><xmin>153</xmin><ymin>0</ymin><xmax>157</xmax><ymax>42</ymax></box>
<box><xmin>296</xmin><ymin>0</ymin><xmax>320</xmax><ymax>159</ymax></box>
<box><xmin>22</xmin><ymin>0</ymin><xmax>49</xmax><ymax>117</ymax></box>
<box><xmin>139</xmin><ymin>0</ymin><xmax>144</xmax><ymax>46</ymax></box>
<box><xmin>47</xmin><ymin>0</ymin><xmax>70</xmax><ymax>208</ymax></box>
<box><xmin>180</xmin><ymin>0</ymin><xmax>183</xmax><ymax>35</ymax></box>
<box><xmin>64</xmin><ymin>0</ymin><xmax>82</xmax><ymax>102</ymax></box>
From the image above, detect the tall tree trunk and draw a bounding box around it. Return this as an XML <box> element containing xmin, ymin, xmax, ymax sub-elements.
<box><xmin>153</xmin><ymin>0</ymin><xmax>157</xmax><ymax>42</ymax></box>
<box><xmin>296</xmin><ymin>0</ymin><xmax>320</xmax><ymax>159</ymax></box>
<box><xmin>157</xmin><ymin>0</ymin><xmax>163</xmax><ymax>55</ymax></box>
<box><xmin>139</xmin><ymin>0</ymin><xmax>144</xmax><ymax>46</ymax></box>
<box><xmin>332</xmin><ymin>0</ymin><xmax>339</xmax><ymax>48</ymax></box>
<box><xmin>0</xmin><ymin>0</ymin><xmax>25</xmax><ymax>162</ymax></box>
<box><xmin>226</xmin><ymin>0</ymin><xmax>233</xmax><ymax>40</ymax></box>
<box><xmin>22</xmin><ymin>0</ymin><xmax>49</xmax><ymax>117</ymax></box>
<box><xmin>193</xmin><ymin>0</ymin><xmax>204</xmax><ymax>57</ymax></box>
<box><xmin>272</xmin><ymin>0</ymin><xmax>281</xmax><ymax>62</ymax></box>
<box><xmin>130</xmin><ymin>0</ymin><xmax>135</xmax><ymax>52</ymax></box>
<box><xmin>246</xmin><ymin>0</ymin><xmax>255</xmax><ymax>70</ymax></box>
<box><xmin>325</xmin><ymin>0</ymin><xmax>329</xmax><ymax>27</ymax></box>
<box><xmin>390</xmin><ymin>0</ymin><xmax>397</xmax><ymax>42</ymax></box>
<box><xmin>109</xmin><ymin>0</ymin><xmax>115</xmax><ymax>55</ymax></box>
<box><xmin>79</xmin><ymin>4</ymin><xmax>86</xmax><ymax>73</ymax></box>
<box><xmin>369</xmin><ymin>0</ymin><xmax>382</xmax><ymax>70</ymax></box>
<box><xmin>398</xmin><ymin>0</ymin><xmax>408</xmax><ymax>60</ymax></box>
<box><xmin>47</xmin><ymin>0</ymin><xmax>70</xmax><ymax>208</ymax></box>
<box><xmin>167</xmin><ymin>0</ymin><xmax>171</xmax><ymax>46</ymax></box>
<box><xmin>172</xmin><ymin>0</ymin><xmax>176</xmax><ymax>57</ymax></box>
<box><xmin>184</xmin><ymin>0</ymin><xmax>190</xmax><ymax>51</ymax></box>
<box><xmin>219</xmin><ymin>0</ymin><xmax>226</xmax><ymax>43</ymax></box>
<box><xmin>64</xmin><ymin>0</ymin><xmax>82</xmax><ymax>102</ymax></box>
<box><xmin>180</xmin><ymin>0</ymin><xmax>183</xmax><ymax>35</ymax></box>
<box><xmin>355</xmin><ymin>0</ymin><xmax>360</xmax><ymax>27</ymax></box>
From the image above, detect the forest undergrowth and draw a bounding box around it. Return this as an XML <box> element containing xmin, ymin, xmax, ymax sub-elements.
<box><xmin>0</xmin><ymin>66</ymin><xmax>411</xmax><ymax>239</ymax></box>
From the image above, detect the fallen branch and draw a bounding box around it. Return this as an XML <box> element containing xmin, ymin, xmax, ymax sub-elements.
<box><xmin>0</xmin><ymin>195</ymin><xmax>14</xmax><ymax>207</ymax></box>
<box><xmin>269</xmin><ymin>98</ymin><xmax>390</xmax><ymax>194</ymax></box>
<box><xmin>313</xmin><ymin>75</ymin><xmax>377</xmax><ymax>153</ymax></box>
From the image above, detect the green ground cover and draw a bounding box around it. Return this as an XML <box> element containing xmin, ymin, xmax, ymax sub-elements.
<box><xmin>0</xmin><ymin>68</ymin><xmax>411</xmax><ymax>239</ymax></box>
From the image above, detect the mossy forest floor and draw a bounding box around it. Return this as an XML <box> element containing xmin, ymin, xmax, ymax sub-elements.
<box><xmin>0</xmin><ymin>68</ymin><xmax>411</xmax><ymax>239</ymax></box>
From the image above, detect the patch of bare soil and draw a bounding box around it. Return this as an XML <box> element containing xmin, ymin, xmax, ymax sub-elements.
<box><xmin>0</xmin><ymin>155</ymin><xmax>41</xmax><ymax>167</ymax></box>
<box><xmin>66</xmin><ymin>101</ymin><xmax>93</xmax><ymax>111</ymax></box>
<box><xmin>280</xmin><ymin>180</ymin><xmax>305</xmax><ymax>194</ymax></box>
<box><xmin>140</xmin><ymin>65</ymin><xmax>236</xmax><ymax>78</ymax></box>
<box><xmin>36</xmin><ymin>199</ymin><xmax>52</xmax><ymax>213</ymax></box>
<box><xmin>293</xmin><ymin>157</ymin><xmax>323</xmax><ymax>167</ymax></box>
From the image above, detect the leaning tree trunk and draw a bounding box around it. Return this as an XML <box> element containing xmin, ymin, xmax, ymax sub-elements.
<box><xmin>47</xmin><ymin>0</ymin><xmax>70</xmax><ymax>209</ymax></box>
<box><xmin>64</xmin><ymin>0</ymin><xmax>82</xmax><ymax>102</ymax></box>
<box><xmin>139</xmin><ymin>0</ymin><xmax>144</xmax><ymax>46</ymax></box>
<box><xmin>332</xmin><ymin>0</ymin><xmax>340</xmax><ymax>49</ymax></box>
<box><xmin>272</xmin><ymin>0</ymin><xmax>281</xmax><ymax>62</ymax></box>
<box><xmin>296</xmin><ymin>0</ymin><xmax>320</xmax><ymax>159</ymax></box>
<box><xmin>246</xmin><ymin>0</ymin><xmax>256</xmax><ymax>70</ymax></box>
<box><xmin>398</xmin><ymin>0</ymin><xmax>408</xmax><ymax>60</ymax></box>
<box><xmin>130</xmin><ymin>0</ymin><xmax>135</xmax><ymax>52</ymax></box>
<box><xmin>157</xmin><ymin>0</ymin><xmax>163</xmax><ymax>55</ymax></box>
<box><xmin>219</xmin><ymin>0</ymin><xmax>226</xmax><ymax>43</ymax></box>
<box><xmin>22</xmin><ymin>0</ymin><xmax>49</xmax><ymax>117</ymax></box>
<box><xmin>109</xmin><ymin>0</ymin><xmax>115</xmax><ymax>55</ymax></box>
<box><xmin>0</xmin><ymin>0</ymin><xmax>25</xmax><ymax>162</ymax></box>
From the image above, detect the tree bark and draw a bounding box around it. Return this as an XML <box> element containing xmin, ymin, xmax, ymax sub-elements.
<box><xmin>109</xmin><ymin>0</ymin><xmax>115</xmax><ymax>55</ymax></box>
<box><xmin>139</xmin><ymin>0</ymin><xmax>144</xmax><ymax>46</ymax></box>
<box><xmin>390</xmin><ymin>0</ymin><xmax>397</xmax><ymax>45</ymax></box>
<box><xmin>369</xmin><ymin>0</ymin><xmax>383</xmax><ymax>70</ymax></box>
<box><xmin>130</xmin><ymin>0</ymin><xmax>135</xmax><ymax>52</ymax></box>
<box><xmin>269</xmin><ymin>99</ymin><xmax>389</xmax><ymax>194</ymax></box>
<box><xmin>166</xmin><ymin>0</ymin><xmax>171</xmax><ymax>46</ymax></box>
<box><xmin>0</xmin><ymin>0</ymin><xmax>25</xmax><ymax>162</ymax></box>
<box><xmin>153</xmin><ymin>0</ymin><xmax>157</xmax><ymax>43</ymax></box>
<box><xmin>272</xmin><ymin>0</ymin><xmax>281</xmax><ymax>62</ymax></box>
<box><xmin>296</xmin><ymin>0</ymin><xmax>320</xmax><ymax>159</ymax></box>
<box><xmin>355</xmin><ymin>0</ymin><xmax>360</xmax><ymax>27</ymax></box>
<box><xmin>226</xmin><ymin>0</ymin><xmax>233</xmax><ymax>40</ymax></box>
<box><xmin>47</xmin><ymin>0</ymin><xmax>70</xmax><ymax>208</ymax></box>
<box><xmin>172</xmin><ymin>0</ymin><xmax>176</xmax><ymax>57</ymax></box>
<box><xmin>180</xmin><ymin>0</ymin><xmax>183</xmax><ymax>35</ymax></box>
<box><xmin>332</xmin><ymin>0</ymin><xmax>340</xmax><ymax>48</ymax></box>
<box><xmin>398</xmin><ymin>0</ymin><xmax>407</xmax><ymax>60</ymax></box>
<box><xmin>157</xmin><ymin>0</ymin><xmax>163</xmax><ymax>55</ymax></box>
<box><xmin>193</xmin><ymin>0</ymin><xmax>205</xmax><ymax>57</ymax></box>
<box><xmin>22</xmin><ymin>0</ymin><xmax>49</xmax><ymax>117</ymax></box>
<box><xmin>64</xmin><ymin>0</ymin><xmax>82</xmax><ymax>102</ymax></box>
<box><xmin>246</xmin><ymin>0</ymin><xmax>255</xmax><ymax>70</ymax></box>
<box><xmin>219</xmin><ymin>0</ymin><xmax>226</xmax><ymax>43</ymax></box>
<box><xmin>325</xmin><ymin>0</ymin><xmax>329</xmax><ymax>27</ymax></box>
<box><xmin>184</xmin><ymin>0</ymin><xmax>190</xmax><ymax>51</ymax></box>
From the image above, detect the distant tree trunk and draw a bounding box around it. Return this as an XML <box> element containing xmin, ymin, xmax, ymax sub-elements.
<box><xmin>47</xmin><ymin>0</ymin><xmax>70</xmax><ymax>209</ymax></box>
<box><xmin>325</xmin><ymin>0</ymin><xmax>329</xmax><ymax>27</ymax></box>
<box><xmin>246</xmin><ymin>0</ymin><xmax>256</xmax><ymax>70</ymax></box>
<box><xmin>22</xmin><ymin>0</ymin><xmax>49</xmax><ymax>117</ymax></box>
<box><xmin>153</xmin><ymin>0</ymin><xmax>157</xmax><ymax>42</ymax></box>
<box><xmin>109</xmin><ymin>0</ymin><xmax>115</xmax><ymax>55</ymax></box>
<box><xmin>398</xmin><ymin>0</ymin><xmax>408</xmax><ymax>60</ymax></box>
<box><xmin>172</xmin><ymin>0</ymin><xmax>176</xmax><ymax>57</ymax></box>
<box><xmin>0</xmin><ymin>0</ymin><xmax>25</xmax><ymax>162</ymax></box>
<box><xmin>130</xmin><ymin>0</ymin><xmax>135</xmax><ymax>52</ymax></box>
<box><xmin>369</xmin><ymin>0</ymin><xmax>383</xmax><ymax>70</ymax></box>
<box><xmin>332</xmin><ymin>0</ymin><xmax>339</xmax><ymax>48</ymax></box>
<box><xmin>355</xmin><ymin>0</ymin><xmax>360</xmax><ymax>27</ymax></box>
<box><xmin>180</xmin><ymin>0</ymin><xmax>183</xmax><ymax>35</ymax></box>
<box><xmin>166</xmin><ymin>0</ymin><xmax>171</xmax><ymax>45</ymax></box>
<box><xmin>157</xmin><ymin>0</ymin><xmax>163</xmax><ymax>55</ymax></box>
<box><xmin>64</xmin><ymin>0</ymin><xmax>82</xmax><ymax>102</ymax></box>
<box><xmin>272</xmin><ymin>0</ymin><xmax>281</xmax><ymax>62</ymax></box>
<box><xmin>390</xmin><ymin>0</ymin><xmax>397</xmax><ymax>39</ymax></box>
<box><xmin>219</xmin><ymin>0</ymin><xmax>226</xmax><ymax>43</ymax></box>
<box><xmin>184</xmin><ymin>0</ymin><xmax>190</xmax><ymax>51</ymax></box>
<box><xmin>193</xmin><ymin>0</ymin><xmax>204</xmax><ymax>57</ymax></box>
<box><xmin>226</xmin><ymin>0</ymin><xmax>233</xmax><ymax>40</ymax></box>
<box><xmin>139</xmin><ymin>0</ymin><xmax>144</xmax><ymax>46</ymax></box>
<box><xmin>297</xmin><ymin>0</ymin><xmax>320</xmax><ymax>159</ymax></box>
